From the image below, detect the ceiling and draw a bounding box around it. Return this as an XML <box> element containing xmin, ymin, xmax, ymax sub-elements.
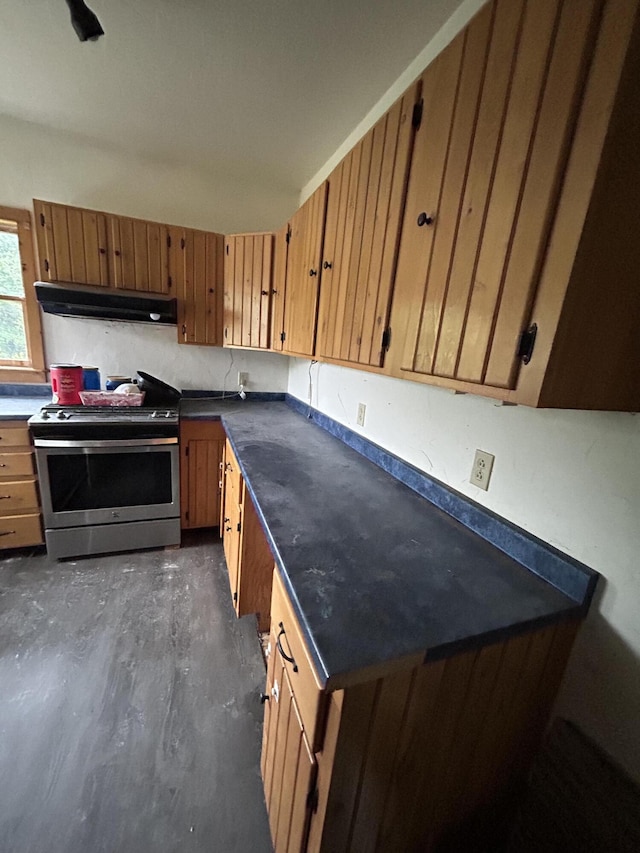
<box><xmin>0</xmin><ymin>0</ymin><xmax>464</xmax><ymax>192</ymax></box>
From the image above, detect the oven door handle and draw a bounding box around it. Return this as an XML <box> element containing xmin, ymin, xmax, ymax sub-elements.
<box><xmin>33</xmin><ymin>437</ymin><xmax>178</xmax><ymax>448</ymax></box>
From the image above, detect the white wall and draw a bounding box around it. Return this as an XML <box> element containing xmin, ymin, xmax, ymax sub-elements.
<box><xmin>2</xmin><ymin>114</ymin><xmax>297</xmax><ymax>233</ymax></box>
<box><xmin>292</xmin><ymin>0</ymin><xmax>640</xmax><ymax>783</ymax></box>
<box><xmin>42</xmin><ymin>314</ymin><xmax>288</xmax><ymax>392</ymax></box>
<box><xmin>2</xmin><ymin>113</ymin><xmax>295</xmax><ymax>390</ymax></box>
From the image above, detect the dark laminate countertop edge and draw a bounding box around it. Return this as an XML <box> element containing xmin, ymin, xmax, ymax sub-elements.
<box><xmin>220</xmin><ymin>407</ymin><xmax>591</xmax><ymax>690</ymax></box>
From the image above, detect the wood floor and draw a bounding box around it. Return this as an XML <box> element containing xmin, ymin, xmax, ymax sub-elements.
<box><xmin>0</xmin><ymin>532</ymin><xmax>273</xmax><ymax>853</ymax></box>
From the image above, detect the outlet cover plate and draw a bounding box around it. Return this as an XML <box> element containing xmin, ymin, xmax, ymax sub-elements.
<box><xmin>357</xmin><ymin>403</ymin><xmax>366</xmax><ymax>427</ymax></box>
<box><xmin>470</xmin><ymin>449</ymin><xmax>494</xmax><ymax>491</ymax></box>
<box><xmin>238</xmin><ymin>372</ymin><xmax>248</xmax><ymax>387</ymax></box>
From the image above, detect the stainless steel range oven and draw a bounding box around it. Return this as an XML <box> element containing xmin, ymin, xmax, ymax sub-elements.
<box><xmin>29</xmin><ymin>406</ymin><xmax>181</xmax><ymax>559</ymax></box>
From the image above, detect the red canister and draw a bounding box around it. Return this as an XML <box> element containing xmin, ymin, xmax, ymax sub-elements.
<box><xmin>50</xmin><ymin>364</ymin><xmax>83</xmax><ymax>405</ymax></box>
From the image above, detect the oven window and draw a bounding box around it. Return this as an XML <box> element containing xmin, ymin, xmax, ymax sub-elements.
<box><xmin>47</xmin><ymin>450</ymin><xmax>173</xmax><ymax>512</ymax></box>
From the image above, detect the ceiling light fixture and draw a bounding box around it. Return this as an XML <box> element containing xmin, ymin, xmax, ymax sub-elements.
<box><xmin>65</xmin><ymin>0</ymin><xmax>104</xmax><ymax>42</ymax></box>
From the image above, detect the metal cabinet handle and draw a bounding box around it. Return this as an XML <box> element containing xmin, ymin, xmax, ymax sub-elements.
<box><xmin>0</xmin><ymin>530</ymin><xmax>16</xmax><ymax>537</ymax></box>
<box><xmin>417</xmin><ymin>211</ymin><xmax>434</xmax><ymax>227</ymax></box>
<box><xmin>259</xmin><ymin>692</ymin><xmax>270</xmax><ymax>704</ymax></box>
<box><xmin>0</xmin><ymin>464</ymin><xmax>6</xmax><ymax>468</ymax></box>
<box><xmin>276</xmin><ymin>622</ymin><xmax>298</xmax><ymax>672</ymax></box>
<box><xmin>0</xmin><ymin>495</ymin><xmax>11</xmax><ymax>500</ymax></box>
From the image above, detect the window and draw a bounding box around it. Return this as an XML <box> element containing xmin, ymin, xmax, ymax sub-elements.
<box><xmin>0</xmin><ymin>207</ymin><xmax>45</xmax><ymax>382</ymax></box>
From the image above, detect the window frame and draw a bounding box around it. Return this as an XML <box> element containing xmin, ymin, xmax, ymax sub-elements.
<box><xmin>0</xmin><ymin>205</ymin><xmax>46</xmax><ymax>383</ymax></box>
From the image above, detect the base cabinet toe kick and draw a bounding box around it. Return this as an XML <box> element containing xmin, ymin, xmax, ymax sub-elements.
<box><xmin>261</xmin><ymin>569</ymin><xmax>580</xmax><ymax>853</ymax></box>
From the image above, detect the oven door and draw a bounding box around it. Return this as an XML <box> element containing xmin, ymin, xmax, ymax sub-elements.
<box><xmin>34</xmin><ymin>438</ymin><xmax>179</xmax><ymax>529</ymax></box>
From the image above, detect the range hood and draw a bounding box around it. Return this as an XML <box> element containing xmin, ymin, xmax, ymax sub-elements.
<box><xmin>34</xmin><ymin>282</ymin><xmax>177</xmax><ymax>325</ymax></box>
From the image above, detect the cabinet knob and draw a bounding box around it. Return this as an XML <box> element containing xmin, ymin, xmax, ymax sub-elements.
<box><xmin>225</xmin><ymin>525</ymin><xmax>232</xmax><ymax>532</ymax></box>
<box><xmin>114</xmin><ymin>249</ymin><xmax>121</xmax><ymax>256</ymax></box>
<box><xmin>261</xmin><ymin>290</ymin><xmax>269</xmax><ymax>296</ymax></box>
<box><xmin>323</xmin><ymin>260</ymin><xmax>332</xmax><ymax>270</ymax></box>
<box><xmin>417</xmin><ymin>212</ymin><xmax>434</xmax><ymax>227</ymax></box>
<box><xmin>99</xmin><ymin>248</ymin><xmax>106</xmax><ymax>255</ymax></box>
<box><xmin>271</xmin><ymin>289</ymin><xmax>278</xmax><ymax>295</ymax></box>
<box><xmin>309</xmin><ymin>269</ymin><xmax>317</xmax><ymax>277</ymax></box>
<box><xmin>259</xmin><ymin>692</ymin><xmax>270</xmax><ymax>704</ymax></box>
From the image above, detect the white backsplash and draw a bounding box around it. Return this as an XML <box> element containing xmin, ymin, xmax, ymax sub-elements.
<box><xmin>42</xmin><ymin>314</ymin><xmax>289</xmax><ymax>392</ymax></box>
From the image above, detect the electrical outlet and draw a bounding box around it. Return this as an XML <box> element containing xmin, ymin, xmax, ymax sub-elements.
<box><xmin>470</xmin><ymin>449</ymin><xmax>495</xmax><ymax>491</ymax></box>
<box><xmin>237</xmin><ymin>372</ymin><xmax>248</xmax><ymax>387</ymax></box>
<box><xmin>357</xmin><ymin>403</ymin><xmax>366</xmax><ymax>427</ymax></box>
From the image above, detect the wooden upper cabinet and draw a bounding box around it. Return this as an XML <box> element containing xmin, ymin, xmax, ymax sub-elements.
<box><xmin>281</xmin><ymin>183</ymin><xmax>328</xmax><ymax>357</ymax></box>
<box><xmin>316</xmin><ymin>82</ymin><xmax>420</xmax><ymax>368</ymax></box>
<box><xmin>108</xmin><ymin>215</ymin><xmax>168</xmax><ymax>293</ymax></box>
<box><xmin>170</xmin><ymin>226</ymin><xmax>224</xmax><ymax>346</ymax></box>
<box><xmin>223</xmin><ymin>232</ymin><xmax>274</xmax><ymax>349</ymax></box>
<box><xmin>387</xmin><ymin>0</ymin><xmax>640</xmax><ymax>410</ymax></box>
<box><xmin>34</xmin><ymin>200</ymin><xmax>170</xmax><ymax>294</ymax></box>
<box><xmin>270</xmin><ymin>223</ymin><xmax>291</xmax><ymax>352</ymax></box>
<box><xmin>34</xmin><ymin>200</ymin><xmax>109</xmax><ymax>286</ymax></box>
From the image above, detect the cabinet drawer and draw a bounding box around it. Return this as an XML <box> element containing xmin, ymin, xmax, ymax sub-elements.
<box><xmin>271</xmin><ymin>568</ymin><xmax>326</xmax><ymax>751</ymax></box>
<box><xmin>0</xmin><ymin>514</ymin><xmax>43</xmax><ymax>549</ymax></box>
<box><xmin>0</xmin><ymin>452</ymin><xmax>34</xmax><ymax>478</ymax></box>
<box><xmin>0</xmin><ymin>425</ymin><xmax>31</xmax><ymax>447</ymax></box>
<box><xmin>0</xmin><ymin>480</ymin><xmax>39</xmax><ymax>514</ymax></box>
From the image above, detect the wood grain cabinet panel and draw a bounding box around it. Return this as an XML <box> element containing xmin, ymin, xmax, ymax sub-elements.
<box><xmin>387</xmin><ymin>0</ymin><xmax>640</xmax><ymax>410</ymax></box>
<box><xmin>179</xmin><ymin>420</ymin><xmax>225</xmax><ymax>531</ymax></box>
<box><xmin>263</xmin><ymin>655</ymin><xmax>317</xmax><ymax>853</ymax></box>
<box><xmin>223</xmin><ymin>232</ymin><xmax>274</xmax><ymax>349</ymax></box>
<box><xmin>108</xmin><ymin>215</ymin><xmax>168</xmax><ymax>294</ymax></box>
<box><xmin>316</xmin><ymin>82</ymin><xmax>419</xmax><ymax>368</ymax></box>
<box><xmin>0</xmin><ymin>421</ymin><xmax>43</xmax><ymax>549</ymax></box>
<box><xmin>281</xmin><ymin>183</ymin><xmax>328</xmax><ymax>357</ymax></box>
<box><xmin>34</xmin><ymin>200</ymin><xmax>110</xmax><ymax>286</ymax></box>
<box><xmin>221</xmin><ymin>438</ymin><xmax>273</xmax><ymax>631</ymax></box>
<box><xmin>169</xmin><ymin>226</ymin><xmax>225</xmax><ymax>346</ymax></box>
<box><xmin>270</xmin><ymin>223</ymin><xmax>291</xmax><ymax>352</ymax></box>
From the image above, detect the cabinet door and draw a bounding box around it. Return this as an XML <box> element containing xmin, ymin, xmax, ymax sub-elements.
<box><xmin>262</xmin><ymin>657</ymin><xmax>316</xmax><ymax>853</ymax></box>
<box><xmin>392</xmin><ymin>0</ymin><xmax>599</xmax><ymax>390</ymax></box>
<box><xmin>224</xmin><ymin>233</ymin><xmax>273</xmax><ymax>349</ymax></box>
<box><xmin>170</xmin><ymin>226</ymin><xmax>225</xmax><ymax>345</ymax></box>
<box><xmin>316</xmin><ymin>83</ymin><xmax>419</xmax><ymax>368</ymax></box>
<box><xmin>282</xmin><ymin>183</ymin><xmax>328</xmax><ymax>357</ymax></box>
<box><xmin>237</xmin><ymin>490</ymin><xmax>274</xmax><ymax>632</ymax></box>
<box><xmin>34</xmin><ymin>200</ymin><xmax>109</xmax><ymax>286</ymax></box>
<box><xmin>181</xmin><ymin>440</ymin><xmax>224</xmax><ymax>529</ymax></box>
<box><xmin>108</xmin><ymin>215</ymin><xmax>169</xmax><ymax>294</ymax></box>
<box><xmin>223</xmin><ymin>490</ymin><xmax>241</xmax><ymax>609</ymax></box>
<box><xmin>270</xmin><ymin>224</ymin><xmax>291</xmax><ymax>352</ymax></box>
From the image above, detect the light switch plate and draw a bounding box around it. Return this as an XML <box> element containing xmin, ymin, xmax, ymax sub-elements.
<box><xmin>357</xmin><ymin>403</ymin><xmax>366</xmax><ymax>427</ymax></box>
<box><xmin>470</xmin><ymin>449</ymin><xmax>495</xmax><ymax>491</ymax></box>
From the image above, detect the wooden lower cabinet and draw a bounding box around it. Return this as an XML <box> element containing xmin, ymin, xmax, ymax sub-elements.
<box><xmin>221</xmin><ymin>438</ymin><xmax>274</xmax><ymax>631</ymax></box>
<box><xmin>179</xmin><ymin>420</ymin><xmax>225</xmax><ymax>530</ymax></box>
<box><xmin>0</xmin><ymin>421</ymin><xmax>43</xmax><ymax>549</ymax></box>
<box><xmin>262</xmin><ymin>567</ymin><xmax>580</xmax><ymax>853</ymax></box>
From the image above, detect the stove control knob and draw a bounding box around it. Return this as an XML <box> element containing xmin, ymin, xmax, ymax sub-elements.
<box><xmin>56</xmin><ymin>410</ymin><xmax>66</xmax><ymax>419</ymax></box>
<box><xmin>151</xmin><ymin>411</ymin><xmax>159</xmax><ymax>418</ymax></box>
<box><xmin>41</xmin><ymin>411</ymin><xmax>50</xmax><ymax>420</ymax></box>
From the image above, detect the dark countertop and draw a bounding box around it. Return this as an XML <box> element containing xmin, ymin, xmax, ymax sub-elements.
<box><xmin>0</xmin><ymin>397</ymin><xmax>48</xmax><ymax>420</ymax></box>
<box><xmin>221</xmin><ymin>403</ymin><xmax>584</xmax><ymax>690</ymax></box>
<box><xmin>180</xmin><ymin>397</ymin><xmax>254</xmax><ymax>419</ymax></box>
